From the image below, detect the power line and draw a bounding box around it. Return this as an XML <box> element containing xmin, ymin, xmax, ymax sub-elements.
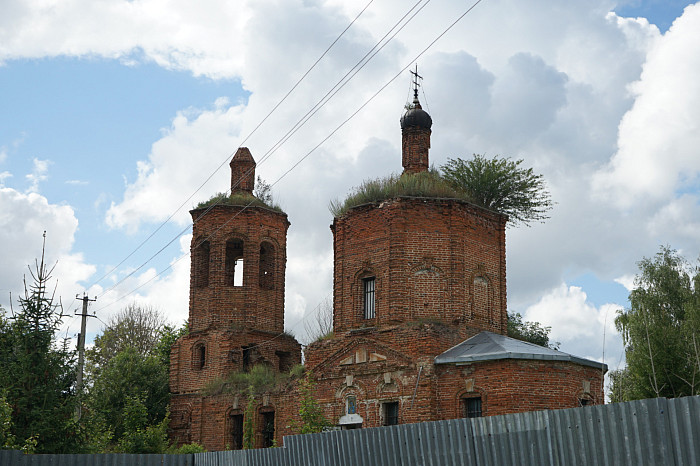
<box><xmin>86</xmin><ymin>0</ymin><xmax>376</xmax><ymax>293</ymax></box>
<box><xmin>91</xmin><ymin>0</ymin><xmax>485</xmax><ymax>313</ymax></box>
<box><xmin>93</xmin><ymin>0</ymin><xmax>427</xmax><ymax>301</ymax></box>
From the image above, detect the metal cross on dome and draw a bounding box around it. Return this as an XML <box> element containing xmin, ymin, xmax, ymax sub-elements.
<box><xmin>410</xmin><ymin>64</ymin><xmax>423</xmax><ymax>100</ymax></box>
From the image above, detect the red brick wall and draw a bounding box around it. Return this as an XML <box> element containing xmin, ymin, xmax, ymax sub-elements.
<box><xmin>401</xmin><ymin>126</ymin><xmax>431</xmax><ymax>174</ymax></box>
<box><xmin>170</xmin><ymin>388</ymin><xmax>303</xmax><ymax>450</ymax></box>
<box><xmin>189</xmin><ymin>205</ymin><xmax>289</xmax><ymax>334</ymax></box>
<box><xmin>435</xmin><ymin>359</ymin><xmax>605</xmax><ymax>418</ymax></box>
<box><xmin>170</xmin><ymin>329</ymin><xmax>300</xmax><ymax>395</ymax></box>
<box><xmin>331</xmin><ymin>198</ymin><xmax>507</xmax><ymax>335</ymax></box>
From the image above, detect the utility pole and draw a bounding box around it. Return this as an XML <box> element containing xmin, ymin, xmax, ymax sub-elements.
<box><xmin>75</xmin><ymin>293</ymin><xmax>96</xmax><ymax>420</ymax></box>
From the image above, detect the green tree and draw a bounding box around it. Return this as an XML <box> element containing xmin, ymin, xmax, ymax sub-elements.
<box><xmin>441</xmin><ymin>155</ymin><xmax>553</xmax><ymax>226</ymax></box>
<box><xmin>0</xmin><ymin>242</ymin><xmax>80</xmax><ymax>453</ymax></box>
<box><xmin>86</xmin><ymin>303</ymin><xmax>169</xmax><ymax>373</ymax></box>
<box><xmin>154</xmin><ymin>321</ymin><xmax>189</xmax><ymax>368</ymax></box>
<box><xmin>297</xmin><ymin>372</ymin><xmax>330</xmax><ymax>434</ymax></box>
<box><xmin>507</xmin><ymin>312</ymin><xmax>559</xmax><ymax>349</ymax></box>
<box><xmin>116</xmin><ymin>394</ymin><xmax>170</xmax><ymax>454</ymax></box>
<box><xmin>86</xmin><ymin>347</ymin><xmax>169</xmax><ymax>445</ymax></box>
<box><xmin>613</xmin><ymin>246</ymin><xmax>700</xmax><ymax>401</ymax></box>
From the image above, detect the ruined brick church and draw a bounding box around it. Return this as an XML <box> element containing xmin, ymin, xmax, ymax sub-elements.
<box><xmin>169</xmin><ymin>87</ymin><xmax>606</xmax><ymax>450</ymax></box>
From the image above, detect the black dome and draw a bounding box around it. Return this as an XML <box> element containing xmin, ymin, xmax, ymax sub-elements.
<box><xmin>400</xmin><ymin>101</ymin><xmax>432</xmax><ymax>130</ymax></box>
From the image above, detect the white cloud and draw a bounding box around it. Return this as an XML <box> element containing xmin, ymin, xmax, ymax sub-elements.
<box><xmin>593</xmin><ymin>3</ymin><xmax>700</xmax><ymax>207</ymax></box>
<box><xmin>25</xmin><ymin>157</ymin><xmax>50</xmax><ymax>193</ymax></box>
<box><xmin>105</xmin><ymin>101</ymin><xmax>245</xmax><ymax>232</ymax></box>
<box><xmin>614</xmin><ymin>274</ymin><xmax>636</xmax><ymax>292</ymax></box>
<box><xmin>0</xmin><ymin>187</ymin><xmax>94</xmax><ymax>319</ymax></box>
<box><xmin>524</xmin><ymin>283</ymin><xmax>623</xmax><ymax>371</ymax></box>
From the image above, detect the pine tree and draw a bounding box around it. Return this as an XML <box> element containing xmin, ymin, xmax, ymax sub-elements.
<box><xmin>0</xmin><ymin>234</ymin><xmax>79</xmax><ymax>452</ymax></box>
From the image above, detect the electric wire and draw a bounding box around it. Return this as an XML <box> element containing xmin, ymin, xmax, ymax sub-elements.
<box><xmin>85</xmin><ymin>0</ymin><xmax>376</xmax><ymax>293</ymax></box>
<box><xmin>94</xmin><ymin>0</ymin><xmax>429</xmax><ymax>300</ymax></box>
<box><xmin>91</xmin><ymin>0</ymin><xmax>486</xmax><ymax>319</ymax></box>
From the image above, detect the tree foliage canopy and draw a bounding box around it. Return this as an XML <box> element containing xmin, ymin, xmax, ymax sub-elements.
<box><xmin>87</xmin><ymin>303</ymin><xmax>169</xmax><ymax>372</ymax></box>
<box><xmin>507</xmin><ymin>312</ymin><xmax>559</xmax><ymax>349</ymax></box>
<box><xmin>611</xmin><ymin>246</ymin><xmax>700</xmax><ymax>402</ymax></box>
<box><xmin>441</xmin><ymin>155</ymin><xmax>553</xmax><ymax>226</ymax></box>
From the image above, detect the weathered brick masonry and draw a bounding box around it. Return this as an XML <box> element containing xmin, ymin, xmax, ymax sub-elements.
<box><xmin>170</xmin><ymin>93</ymin><xmax>606</xmax><ymax>450</ymax></box>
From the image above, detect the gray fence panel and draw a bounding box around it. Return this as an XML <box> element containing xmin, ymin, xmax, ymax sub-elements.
<box><xmin>668</xmin><ymin>396</ymin><xmax>700</xmax><ymax>466</ymax></box>
<box><xmin>4</xmin><ymin>396</ymin><xmax>700</xmax><ymax>466</ymax></box>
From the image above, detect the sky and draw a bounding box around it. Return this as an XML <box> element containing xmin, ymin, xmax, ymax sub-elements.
<box><xmin>1</xmin><ymin>0</ymin><xmax>699</xmax><ymax>395</ymax></box>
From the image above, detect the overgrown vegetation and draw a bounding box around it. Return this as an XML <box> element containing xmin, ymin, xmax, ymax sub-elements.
<box><xmin>330</xmin><ymin>155</ymin><xmax>553</xmax><ymax>227</ymax></box>
<box><xmin>295</xmin><ymin>372</ymin><xmax>331</xmax><ymax>434</ymax></box>
<box><xmin>195</xmin><ymin>177</ymin><xmax>283</xmax><ymax>212</ymax></box>
<box><xmin>329</xmin><ymin>169</ymin><xmax>458</xmax><ymax>217</ymax></box>
<box><xmin>195</xmin><ymin>192</ymin><xmax>283</xmax><ymax>212</ymax></box>
<box><xmin>202</xmin><ymin>364</ymin><xmax>303</xmax><ymax>397</ymax></box>
<box><xmin>611</xmin><ymin>246</ymin><xmax>700</xmax><ymax>402</ymax></box>
<box><xmin>507</xmin><ymin>312</ymin><xmax>559</xmax><ymax>349</ymax></box>
<box><xmin>441</xmin><ymin>155</ymin><xmax>552</xmax><ymax>225</ymax></box>
<box><xmin>304</xmin><ymin>297</ymin><xmax>334</xmax><ymax>345</ymax></box>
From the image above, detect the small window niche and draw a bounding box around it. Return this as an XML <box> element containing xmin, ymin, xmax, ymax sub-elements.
<box><xmin>260</xmin><ymin>411</ymin><xmax>275</xmax><ymax>448</ymax></box>
<box><xmin>362</xmin><ymin>276</ymin><xmax>376</xmax><ymax>319</ymax></box>
<box><xmin>225</xmin><ymin>239</ymin><xmax>244</xmax><ymax>287</ymax></box>
<box><xmin>461</xmin><ymin>396</ymin><xmax>482</xmax><ymax>418</ymax></box>
<box><xmin>228</xmin><ymin>412</ymin><xmax>244</xmax><ymax>450</ymax></box>
<box><xmin>383</xmin><ymin>401</ymin><xmax>399</xmax><ymax>426</ymax></box>
<box><xmin>193</xmin><ymin>342</ymin><xmax>206</xmax><ymax>370</ymax></box>
<box><xmin>259</xmin><ymin>242</ymin><xmax>275</xmax><ymax>290</ymax></box>
<box><xmin>275</xmin><ymin>350</ymin><xmax>293</xmax><ymax>372</ymax></box>
<box><xmin>194</xmin><ymin>240</ymin><xmax>210</xmax><ymax>288</ymax></box>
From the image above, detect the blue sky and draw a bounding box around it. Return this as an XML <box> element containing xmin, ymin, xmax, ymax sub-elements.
<box><xmin>1</xmin><ymin>1</ymin><xmax>700</xmax><ymax>395</ymax></box>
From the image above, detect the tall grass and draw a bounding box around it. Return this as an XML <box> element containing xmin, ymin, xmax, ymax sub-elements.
<box><xmin>329</xmin><ymin>169</ymin><xmax>462</xmax><ymax>218</ymax></box>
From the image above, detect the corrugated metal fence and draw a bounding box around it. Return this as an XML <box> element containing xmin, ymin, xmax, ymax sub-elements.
<box><xmin>2</xmin><ymin>396</ymin><xmax>699</xmax><ymax>466</ymax></box>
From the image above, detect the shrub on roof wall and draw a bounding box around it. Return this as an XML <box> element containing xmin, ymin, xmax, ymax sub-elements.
<box><xmin>330</xmin><ymin>155</ymin><xmax>553</xmax><ymax>226</ymax></box>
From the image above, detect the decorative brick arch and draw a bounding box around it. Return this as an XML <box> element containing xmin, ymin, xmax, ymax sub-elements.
<box><xmin>409</xmin><ymin>259</ymin><xmax>447</xmax><ymax>321</ymax></box>
<box><xmin>467</xmin><ymin>268</ymin><xmax>494</xmax><ymax>323</ymax></box>
<box><xmin>455</xmin><ymin>385</ymin><xmax>487</xmax><ymax>418</ymax></box>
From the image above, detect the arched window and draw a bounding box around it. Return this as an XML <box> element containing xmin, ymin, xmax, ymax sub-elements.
<box><xmin>194</xmin><ymin>240</ymin><xmax>210</xmax><ymax>288</ymax></box>
<box><xmin>362</xmin><ymin>276</ymin><xmax>376</xmax><ymax>319</ymax></box>
<box><xmin>259</xmin><ymin>242</ymin><xmax>275</xmax><ymax>290</ymax></box>
<box><xmin>193</xmin><ymin>342</ymin><xmax>206</xmax><ymax>370</ymax></box>
<box><xmin>225</xmin><ymin>239</ymin><xmax>244</xmax><ymax>287</ymax></box>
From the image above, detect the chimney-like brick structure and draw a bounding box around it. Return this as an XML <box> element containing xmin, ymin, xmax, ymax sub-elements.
<box><xmin>400</xmin><ymin>97</ymin><xmax>432</xmax><ymax>174</ymax></box>
<box><xmin>230</xmin><ymin>147</ymin><xmax>256</xmax><ymax>194</ymax></box>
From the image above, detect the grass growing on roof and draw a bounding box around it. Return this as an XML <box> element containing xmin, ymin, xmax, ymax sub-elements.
<box><xmin>195</xmin><ymin>192</ymin><xmax>284</xmax><ymax>213</ymax></box>
<box><xmin>329</xmin><ymin>169</ymin><xmax>461</xmax><ymax>218</ymax></box>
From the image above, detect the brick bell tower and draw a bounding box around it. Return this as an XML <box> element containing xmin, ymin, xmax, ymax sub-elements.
<box><xmin>169</xmin><ymin>147</ymin><xmax>301</xmax><ymax>450</ymax></box>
